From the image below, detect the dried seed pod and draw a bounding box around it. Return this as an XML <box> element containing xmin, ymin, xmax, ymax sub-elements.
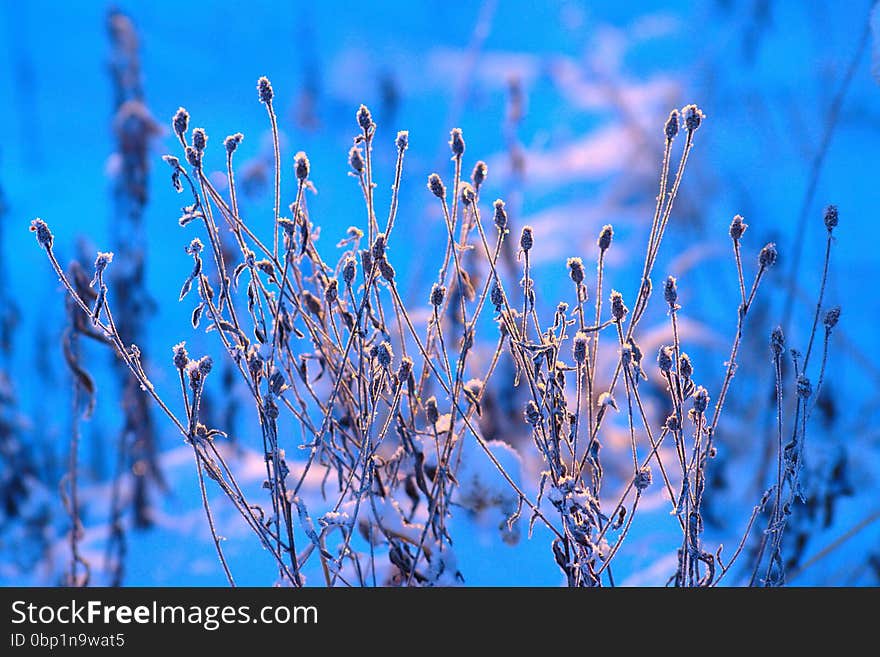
<box><xmin>257</xmin><ymin>76</ymin><xmax>274</xmax><ymax>104</ymax></box>
<box><xmin>759</xmin><ymin>243</ymin><xmax>778</xmax><ymax>269</ymax></box>
<box><xmin>730</xmin><ymin>214</ymin><xmax>747</xmax><ymax>241</ymax></box>
<box><xmin>573</xmin><ymin>332</ymin><xmax>589</xmax><ymax>365</ymax></box>
<box><xmin>598</xmin><ymin>224</ymin><xmax>614</xmax><ymax>251</ymax></box>
<box><xmin>610</xmin><ymin>290</ymin><xmax>628</xmax><ymax>322</ymax></box>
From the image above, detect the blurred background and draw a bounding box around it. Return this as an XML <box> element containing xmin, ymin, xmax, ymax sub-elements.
<box><xmin>1</xmin><ymin>0</ymin><xmax>878</xmax><ymax>586</ymax></box>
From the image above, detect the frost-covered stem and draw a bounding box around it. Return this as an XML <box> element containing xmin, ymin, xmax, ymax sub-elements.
<box><xmin>803</xmin><ymin>232</ymin><xmax>833</xmax><ymax>370</ymax></box>
<box><xmin>42</xmin><ymin>246</ymin><xmax>187</xmax><ymax>435</ymax></box>
<box><xmin>708</xmin><ymin>263</ymin><xmax>767</xmax><ymax>436</ymax></box>
<box><xmin>264</xmin><ymin>97</ymin><xmax>282</xmax><ymax>261</ymax></box>
<box><xmin>388</xmin><ymin>284</ymin><xmax>562</xmax><ymax>539</ymax></box>
<box><xmin>192</xmin><ymin>443</ymin><xmax>235</xmax><ymax>586</ymax></box>
<box><xmin>384</xmin><ymin>143</ymin><xmax>406</xmax><ymax>239</ymax></box>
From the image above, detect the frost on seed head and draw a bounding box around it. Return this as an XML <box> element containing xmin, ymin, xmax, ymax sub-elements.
<box><xmin>192</xmin><ymin>127</ymin><xmax>207</xmax><ymax>153</ymax></box>
<box><xmin>172</xmin><ymin>342</ymin><xmax>188</xmax><ymax>370</ymax></box>
<box><xmin>664</xmin><ymin>275</ymin><xmax>678</xmax><ymax>307</ymax></box>
<box><xmin>823</xmin><ymin>204</ymin><xmax>838</xmax><ymax>232</ymax></box>
<box><xmin>427</xmin><ymin>173</ymin><xmax>445</xmax><ymax>199</ymax></box>
<box><xmin>634</xmin><ymin>466</ymin><xmax>653</xmax><ymax>491</ymax></box>
<box><xmin>682</xmin><ymin>104</ymin><xmax>705</xmax><ymax>132</ymax></box>
<box><xmin>375</xmin><ymin>341</ymin><xmax>393</xmax><ymax>368</ymax></box>
<box><xmin>460</xmin><ymin>182</ymin><xmax>476</xmax><ymax>206</ymax></box>
<box><xmin>472</xmin><ymin>161</ymin><xmax>488</xmax><ymax>190</ymax></box>
<box><xmin>730</xmin><ymin>214</ymin><xmax>747</xmax><ymax>241</ymax></box>
<box><xmin>520</xmin><ymin>226</ymin><xmax>534</xmax><ymax>252</ymax></box>
<box><xmin>224</xmin><ymin>132</ymin><xmax>243</xmax><ymax>154</ymax></box>
<box><xmin>567</xmin><ymin>257</ymin><xmax>585</xmax><ymax>285</ymax></box>
<box><xmin>349</xmin><ymin>145</ymin><xmax>365</xmax><ymax>174</ymax></box>
<box><xmin>759</xmin><ymin>242</ymin><xmax>777</xmax><ymax>269</ymax></box>
<box><xmin>30</xmin><ymin>218</ymin><xmax>54</xmax><ymax>250</ymax></box>
<box><xmin>597</xmin><ymin>392</ymin><xmax>619</xmax><ymax>411</ymax></box>
<box><xmin>664</xmin><ymin>109</ymin><xmax>680</xmax><ymax>140</ymax></box>
<box><xmin>823</xmin><ymin>306</ymin><xmax>841</xmax><ymax>331</ymax></box>
<box><xmin>357</xmin><ymin>104</ymin><xmax>373</xmax><ymax>131</ymax></box>
<box><xmin>257</xmin><ymin>76</ymin><xmax>274</xmax><ymax>104</ymax></box>
<box><xmin>172</xmin><ymin>107</ymin><xmax>189</xmax><ymax>137</ymax></box>
<box><xmin>396</xmin><ymin>130</ymin><xmax>409</xmax><ymax>151</ymax></box>
<box><xmin>657</xmin><ymin>345</ymin><xmax>674</xmax><ymax>373</ymax></box>
<box><xmin>294</xmin><ymin>151</ymin><xmax>310</xmax><ymax>181</ymax></box>
<box><xmin>573</xmin><ymin>332</ymin><xmax>589</xmax><ymax>364</ymax></box>
<box><xmin>610</xmin><ymin>290</ymin><xmax>628</xmax><ymax>322</ymax></box>
<box><xmin>770</xmin><ymin>326</ymin><xmax>785</xmax><ymax>357</ymax></box>
<box><xmin>493</xmin><ymin>199</ymin><xmax>508</xmax><ymax>232</ymax></box>
<box><xmin>598</xmin><ymin>224</ymin><xmax>613</xmax><ymax>251</ymax></box>
<box><xmin>449</xmin><ymin>128</ymin><xmax>465</xmax><ymax>157</ymax></box>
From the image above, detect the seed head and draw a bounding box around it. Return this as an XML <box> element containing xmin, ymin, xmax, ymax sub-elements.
<box><xmin>658</xmin><ymin>346</ymin><xmax>674</xmax><ymax>373</ymax></box>
<box><xmin>449</xmin><ymin>128</ymin><xmax>465</xmax><ymax>157</ymax></box>
<box><xmin>598</xmin><ymin>224</ymin><xmax>614</xmax><ymax>251</ymax></box>
<box><xmin>187</xmin><ymin>237</ymin><xmax>204</xmax><ymax>255</ymax></box>
<box><xmin>349</xmin><ymin>145</ymin><xmax>365</xmax><ymax>174</ymax></box>
<box><xmin>325</xmin><ymin>278</ymin><xmax>338</xmax><ymax>304</ymax></box>
<box><xmin>460</xmin><ymin>182</ymin><xmax>476</xmax><ymax>206</ymax></box>
<box><xmin>357</xmin><ymin>104</ymin><xmax>373</xmax><ymax>131</ymax></box>
<box><xmin>427</xmin><ymin>173</ymin><xmax>445</xmax><ymax>199</ymax></box>
<box><xmin>294</xmin><ymin>151</ymin><xmax>310</xmax><ymax>181</ymax></box>
<box><xmin>378</xmin><ymin>257</ymin><xmax>395</xmax><ymax>282</ymax></box>
<box><xmin>342</xmin><ymin>256</ymin><xmax>357</xmax><ymax>285</ymax></box>
<box><xmin>396</xmin><ymin>130</ymin><xmax>409</xmax><ymax>151</ymax></box>
<box><xmin>360</xmin><ymin>249</ymin><xmax>373</xmax><ymax>276</ymax></box>
<box><xmin>567</xmin><ymin>257</ymin><xmax>585</xmax><ymax>285</ymax></box>
<box><xmin>464</xmin><ymin>378</ymin><xmax>483</xmax><ymax>402</ymax></box>
<box><xmin>664</xmin><ymin>275</ymin><xmax>678</xmax><ymax>307</ymax></box>
<box><xmin>224</xmin><ymin>133</ymin><xmax>243</xmax><ymax>154</ymax></box>
<box><xmin>610</xmin><ymin>290</ymin><xmax>628</xmax><ymax>322</ymax></box>
<box><xmin>823</xmin><ymin>306</ymin><xmax>840</xmax><ymax>331</ymax></box>
<box><xmin>573</xmin><ymin>332</ymin><xmax>589</xmax><ymax>364</ymax></box>
<box><xmin>30</xmin><ymin>218</ymin><xmax>54</xmax><ymax>250</ymax></box>
<box><xmin>172</xmin><ymin>342</ymin><xmax>188</xmax><ymax>370</ymax></box>
<box><xmin>823</xmin><ymin>205</ymin><xmax>838</xmax><ymax>232</ymax></box>
<box><xmin>693</xmin><ymin>386</ymin><xmax>709</xmax><ymax>414</ymax></box>
<box><xmin>425</xmin><ymin>396</ymin><xmax>439</xmax><ymax>425</ymax></box>
<box><xmin>93</xmin><ymin>251</ymin><xmax>114</xmax><ymax>280</ymax></box>
<box><xmin>679</xmin><ymin>353</ymin><xmax>693</xmax><ymax>379</ymax></box>
<box><xmin>770</xmin><ymin>326</ymin><xmax>785</xmax><ymax>358</ymax></box>
<box><xmin>634</xmin><ymin>466</ymin><xmax>653</xmax><ymax>491</ymax></box>
<box><xmin>665</xmin><ymin>414</ymin><xmax>681</xmax><ymax>433</ymax></box>
<box><xmin>682</xmin><ymin>104</ymin><xmax>705</xmax><ymax>132</ymax></box>
<box><xmin>257</xmin><ymin>76</ymin><xmax>274</xmax><ymax>104</ymax></box>
<box><xmin>493</xmin><ymin>199</ymin><xmax>508</xmax><ymax>232</ymax></box>
<box><xmin>430</xmin><ymin>283</ymin><xmax>446</xmax><ymax>307</ymax></box>
<box><xmin>664</xmin><ymin>109</ymin><xmax>680</xmax><ymax>140</ymax></box>
<box><xmin>375</xmin><ymin>341</ymin><xmax>393</xmax><ymax>368</ymax></box>
<box><xmin>524</xmin><ymin>400</ymin><xmax>541</xmax><ymax>426</ymax></box>
<box><xmin>371</xmin><ymin>233</ymin><xmax>387</xmax><ymax>261</ymax></box>
<box><xmin>520</xmin><ymin>225</ymin><xmax>534</xmax><ymax>252</ymax></box>
<box><xmin>472</xmin><ymin>161</ymin><xmax>488</xmax><ymax>190</ymax></box>
<box><xmin>627</xmin><ymin>338</ymin><xmax>643</xmax><ymax>366</ymax></box>
<box><xmin>597</xmin><ymin>392</ymin><xmax>619</xmax><ymax>411</ymax></box>
<box><xmin>490</xmin><ymin>280</ymin><xmax>504</xmax><ymax>310</ymax></box>
<box><xmin>797</xmin><ymin>375</ymin><xmax>812</xmax><ymax>399</ymax></box>
<box><xmin>172</xmin><ymin>107</ymin><xmax>189</xmax><ymax>137</ymax></box>
<box><xmin>198</xmin><ymin>355</ymin><xmax>213</xmax><ymax>376</ymax></box>
<box><xmin>192</xmin><ymin>128</ymin><xmax>207</xmax><ymax>153</ymax></box>
<box><xmin>397</xmin><ymin>356</ymin><xmax>413</xmax><ymax>381</ymax></box>
<box><xmin>759</xmin><ymin>242</ymin><xmax>777</xmax><ymax>269</ymax></box>
<box><xmin>730</xmin><ymin>214</ymin><xmax>747</xmax><ymax>241</ymax></box>
<box><xmin>621</xmin><ymin>343</ymin><xmax>634</xmax><ymax>368</ymax></box>
<box><xmin>185</xmin><ymin>146</ymin><xmax>201</xmax><ymax>168</ymax></box>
